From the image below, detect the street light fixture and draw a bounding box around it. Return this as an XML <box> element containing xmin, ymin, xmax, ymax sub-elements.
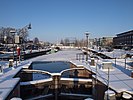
<box><xmin>27</xmin><ymin>23</ymin><xmax>32</xmax><ymax>29</ymax></box>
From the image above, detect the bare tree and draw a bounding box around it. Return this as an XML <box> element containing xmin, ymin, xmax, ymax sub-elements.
<box><xmin>0</xmin><ymin>27</ymin><xmax>15</xmax><ymax>43</ymax></box>
<box><xmin>17</xmin><ymin>28</ymin><xmax>29</xmax><ymax>43</ymax></box>
<box><xmin>0</xmin><ymin>26</ymin><xmax>30</xmax><ymax>44</ymax></box>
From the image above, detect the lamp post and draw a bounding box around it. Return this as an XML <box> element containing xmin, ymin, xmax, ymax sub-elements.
<box><xmin>21</xmin><ymin>23</ymin><xmax>32</xmax><ymax>53</ymax></box>
<box><xmin>10</xmin><ymin>23</ymin><xmax>31</xmax><ymax>63</ymax></box>
<box><xmin>85</xmin><ymin>31</ymin><xmax>90</xmax><ymax>62</ymax></box>
<box><xmin>10</xmin><ymin>29</ymin><xmax>16</xmax><ymax>62</ymax></box>
<box><xmin>17</xmin><ymin>23</ymin><xmax>31</xmax><ymax>60</ymax></box>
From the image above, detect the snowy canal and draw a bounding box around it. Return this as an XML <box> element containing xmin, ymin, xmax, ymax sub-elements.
<box><xmin>0</xmin><ymin>48</ymin><xmax>133</xmax><ymax>100</ymax></box>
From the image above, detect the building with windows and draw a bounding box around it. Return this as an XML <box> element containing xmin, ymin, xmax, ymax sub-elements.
<box><xmin>94</xmin><ymin>37</ymin><xmax>113</xmax><ymax>48</ymax></box>
<box><xmin>113</xmin><ymin>30</ymin><xmax>133</xmax><ymax>49</ymax></box>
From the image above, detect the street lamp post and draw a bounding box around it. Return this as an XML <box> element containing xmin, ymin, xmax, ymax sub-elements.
<box><xmin>18</xmin><ymin>23</ymin><xmax>32</xmax><ymax>61</ymax></box>
<box><xmin>10</xmin><ymin>29</ymin><xmax>16</xmax><ymax>62</ymax></box>
<box><xmin>85</xmin><ymin>31</ymin><xmax>90</xmax><ymax>62</ymax></box>
<box><xmin>10</xmin><ymin>23</ymin><xmax>32</xmax><ymax>64</ymax></box>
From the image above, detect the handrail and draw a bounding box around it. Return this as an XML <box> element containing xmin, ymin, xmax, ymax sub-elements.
<box><xmin>22</xmin><ymin>69</ymin><xmax>52</xmax><ymax>76</ymax></box>
<box><xmin>60</xmin><ymin>67</ymin><xmax>84</xmax><ymax>75</ymax></box>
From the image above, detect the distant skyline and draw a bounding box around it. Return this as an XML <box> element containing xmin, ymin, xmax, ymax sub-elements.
<box><xmin>0</xmin><ymin>0</ymin><xmax>133</xmax><ymax>43</ymax></box>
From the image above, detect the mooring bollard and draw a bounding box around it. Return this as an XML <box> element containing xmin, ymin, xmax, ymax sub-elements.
<box><xmin>90</xmin><ymin>58</ymin><xmax>95</xmax><ymax>66</ymax></box>
<box><xmin>122</xmin><ymin>92</ymin><xmax>132</xmax><ymax>99</ymax></box>
<box><xmin>9</xmin><ymin>59</ymin><xmax>14</xmax><ymax>67</ymax></box>
<box><xmin>104</xmin><ymin>89</ymin><xmax>116</xmax><ymax>100</ymax></box>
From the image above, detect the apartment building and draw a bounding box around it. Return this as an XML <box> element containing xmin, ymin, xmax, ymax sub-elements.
<box><xmin>113</xmin><ymin>30</ymin><xmax>133</xmax><ymax>49</ymax></box>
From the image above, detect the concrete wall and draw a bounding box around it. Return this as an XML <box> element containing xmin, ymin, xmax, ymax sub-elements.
<box><xmin>70</xmin><ymin>63</ymin><xmax>92</xmax><ymax>78</ymax></box>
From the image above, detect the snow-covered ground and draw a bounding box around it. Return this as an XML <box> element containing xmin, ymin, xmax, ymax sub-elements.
<box><xmin>0</xmin><ymin>48</ymin><xmax>133</xmax><ymax>99</ymax></box>
<box><xmin>99</xmin><ymin>49</ymin><xmax>133</xmax><ymax>59</ymax></box>
<box><xmin>96</xmin><ymin>49</ymin><xmax>133</xmax><ymax>71</ymax></box>
<box><xmin>12</xmin><ymin>48</ymin><xmax>133</xmax><ymax>99</ymax></box>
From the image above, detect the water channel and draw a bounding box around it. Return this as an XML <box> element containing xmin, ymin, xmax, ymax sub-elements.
<box><xmin>20</xmin><ymin>61</ymin><xmax>92</xmax><ymax>100</ymax></box>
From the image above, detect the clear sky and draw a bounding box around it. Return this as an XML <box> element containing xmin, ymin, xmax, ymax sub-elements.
<box><xmin>0</xmin><ymin>0</ymin><xmax>133</xmax><ymax>43</ymax></box>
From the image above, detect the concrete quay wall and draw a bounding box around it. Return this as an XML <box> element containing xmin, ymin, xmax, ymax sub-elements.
<box><xmin>0</xmin><ymin>49</ymin><xmax>51</xmax><ymax>61</ymax></box>
<box><xmin>22</xmin><ymin>49</ymin><xmax>51</xmax><ymax>60</ymax></box>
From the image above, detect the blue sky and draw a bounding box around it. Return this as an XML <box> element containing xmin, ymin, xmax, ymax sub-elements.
<box><xmin>0</xmin><ymin>0</ymin><xmax>133</xmax><ymax>42</ymax></box>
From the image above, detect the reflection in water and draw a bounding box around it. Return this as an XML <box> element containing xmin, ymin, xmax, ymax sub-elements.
<box><xmin>30</xmin><ymin>61</ymin><xmax>70</xmax><ymax>73</ymax></box>
<box><xmin>29</xmin><ymin>61</ymin><xmax>70</xmax><ymax>80</ymax></box>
